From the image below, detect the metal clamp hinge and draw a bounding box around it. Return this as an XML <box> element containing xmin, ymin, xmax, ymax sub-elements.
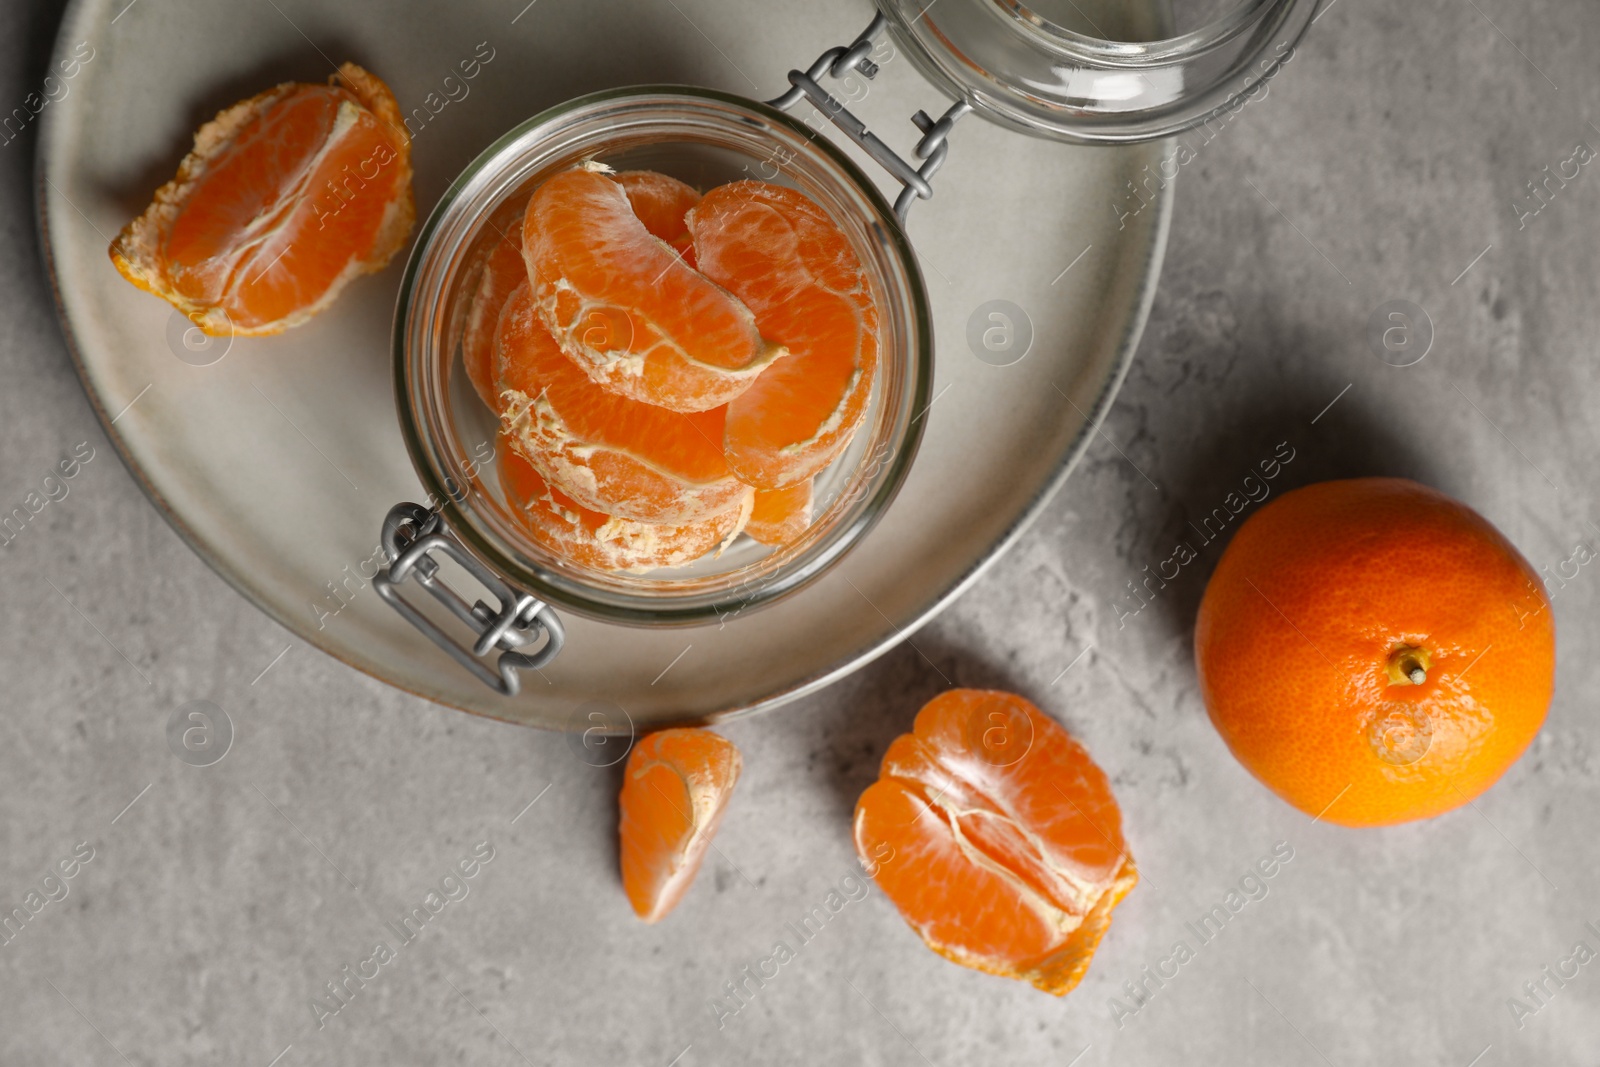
<box><xmin>373</xmin><ymin>503</ymin><xmax>564</xmax><ymax>696</ymax></box>
<box><xmin>769</xmin><ymin>12</ymin><xmax>972</xmax><ymax>223</ymax></box>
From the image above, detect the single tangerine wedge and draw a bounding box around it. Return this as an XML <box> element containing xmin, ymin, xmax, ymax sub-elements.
<box><xmin>463</xmin><ymin>171</ymin><xmax>701</xmax><ymax>413</ymax></box>
<box><xmin>619</xmin><ymin>728</ymin><xmax>743</xmax><ymax>922</ymax></box>
<box><xmin>496</xmin><ymin>283</ymin><xmax>750</xmax><ymax>523</ymax></box>
<box><xmin>745</xmin><ymin>479</ymin><xmax>813</xmax><ymax>546</ymax></box>
<box><xmin>110</xmin><ymin>62</ymin><xmax>413</xmax><ymax>336</ymax></box>
<box><xmin>687</xmin><ymin>181</ymin><xmax>878</xmax><ymax>489</ymax></box>
<box><xmin>854</xmin><ymin>690</ymin><xmax>1138</xmax><ymax>996</ymax></box>
<box><xmin>463</xmin><ymin>223</ymin><xmax>526</xmax><ymax>411</ymax></box>
<box><xmin>523</xmin><ymin>166</ymin><xmax>783</xmax><ymax>413</ymax></box>
<box><xmin>498</xmin><ymin>436</ymin><xmax>749</xmax><ymax>572</ymax></box>
<box><xmin>615</xmin><ymin>169</ymin><xmax>701</xmax><ymax>264</ymax></box>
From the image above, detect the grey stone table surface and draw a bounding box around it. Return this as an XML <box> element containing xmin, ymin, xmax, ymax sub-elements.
<box><xmin>3</xmin><ymin>0</ymin><xmax>1598</xmax><ymax>1064</ymax></box>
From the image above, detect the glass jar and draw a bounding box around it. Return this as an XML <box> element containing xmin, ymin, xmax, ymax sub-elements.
<box><xmin>377</xmin><ymin>0</ymin><xmax>1315</xmax><ymax>695</ymax></box>
<box><xmin>392</xmin><ymin>88</ymin><xmax>930</xmax><ymax>619</ymax></box>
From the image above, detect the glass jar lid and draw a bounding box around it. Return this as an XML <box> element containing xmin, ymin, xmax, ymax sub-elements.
<box><xmin>876</xmin><ymin>0</ymin><xmax>1317</xmax><ymax>144</ymax></box>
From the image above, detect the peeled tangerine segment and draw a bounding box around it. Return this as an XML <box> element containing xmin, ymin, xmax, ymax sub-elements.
<box><xmin>615</xmin><ymin>170</ymin><xmax>702</xmax><ymax>248</ymax></box>
<box><xmin>619</xmin><ymin>729</ymin><xmax>743</xmax><ymax>922</ymax></box>
<box><xmin>495</xmin><ymin>283</ymin><xmax>750</xmax><ymax>523</ymax></box>
<box><xmin>523</xmin><ymin>167</ymin><xmax>782</xmax><ymax>413</ymax></box>
<box><xmin>687</xmin><ymin>181</ymin><xmax>879</xmax><ymax>490</ymax></box>
<box><xmin>498</xmin><ymin>437</ymin><xmax>749</xmax><ymax>573</ymax></box>
<box><xmin>745</xmin><ymin>479</ymin><xmax>813</xmax><ymax>546</ymax></box>
<box><xmin>109</xmin><ymin>62</ymin><xmax>414</xmax><ymax>336</ymax></box>
<box><xmin>463</xmin><ymin>224</ymin><xmax>526</xmax><ymax>411</ymax></box>
<box><xmin>854</xmin><ymin>690</ymin><xmax>1138</xmax><ymax>996</ymax></box>
<box><xmin>464</xmin><ymin>171</ymin><xmax>702</xmax><ymax>412</ymax></box>
<box><xmin>616</xmin><ymin>169</ymin><xmax>697</xmax><ymax>266</ymax></box>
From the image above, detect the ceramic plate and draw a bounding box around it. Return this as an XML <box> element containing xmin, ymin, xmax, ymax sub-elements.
<box><xmin>38</xmin><ymin>0</ymin><xmax>1170</xmax><ymax>730</ymax></box>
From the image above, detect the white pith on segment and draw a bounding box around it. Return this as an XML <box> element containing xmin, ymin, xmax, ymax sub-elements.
<box><xmin>900</xmin><ymin>757</ymin><xmax>1106</xmax><ymax>941</ymax></box>
<box><xmin>496</xmin><ymin>399</ymin><xmax>753</xmax><ymax>572</ymax></box>
<box><xmin>535</xmin><ymin>277</ymin><xmax>785</xmax><ymax>385</ymax></box>
<box><xmin>512</xmin><ymin>471</ymin><xmax>750</xmax><ymax>573</ymax></box>
<box><xmin>774</xmin><ymin>362</ymin><xmax>865</xmax><ymax>459</ymax></box>
<box><xmin>108</xmin><ymin>66</ymin><xmax>412</xmax><ymax>336</ymax></box>
<box><xmin>109</xmin><ymin>83</ymin><xmax>298</xmax><ymax>331</ymax></box>
<box><xmin>866</xmin><ymin>724</ymin><xmax>1138</xmax><ymax>991</ymax></box>
<box><xmin>499</xmin><ymin>387</ymin><xmax>747</xmax><ymax>522</ymax></box>
<box><xmin>684</xmin><ymin>185</ymin><xmax>879</xmax><ymax>483</ymax></box>
<box><xmin>523</xmin><ymin>171</ymin><xmax>787</xmax><ymax>414</ymax></box>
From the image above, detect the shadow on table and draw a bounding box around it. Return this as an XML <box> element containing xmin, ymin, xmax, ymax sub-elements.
<box><xmin>806</xmin><ymin>352</ymin><xmax>1443</xmax><ymax>827</ymax></box>
<box><xmin>804</xmin><ymin>634</ymin><xmax>1044</xmax><ymax>824</ymax></box>
<box><xmin>1132</xmin><ymin>363</ymin><xmax>1440</xmax><ymax>647</ymax></box>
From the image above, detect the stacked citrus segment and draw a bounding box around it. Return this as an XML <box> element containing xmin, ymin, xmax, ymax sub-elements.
<box><xmin>109</xmin><ymin>63</ymin><xmax>414</xmax><ymax>335</ymax></box>
<box><xmin>107</xmin><ymin>73</ymin><xmax>882</xmax><ymax>574</ymax></box>
<box><xmin>523</xmin><ymin>167</ymin><xmax>784</xmax><ymax>413</ymax></box>
<box><xmin>618</xmin><ymin>728</ymin><xmax>743</xmax><ymax>922</ymax></box>
<box><xmin>468</xmin><ymin>171</ymin><xmax>702</xmax><ymax>411</ymax></box>
<box><xmin>463</xmin><ymin>165</ymin><xmax>880</xmax><ymax>572</ymax></box>
<box><xmin>615</xmin><ymin>169</ymin><xmax>702</xmax><ymax>263</ymax></box>
<box><xmin>499</xmin><ymin>437</ymin><xmax>748</xmax><ymax>572</ymax></box>
<box><xmin>745</xmin><ymin>480</ymin><xmax>814</xmax><ymax>546</ymax></box>
<box><xmin>688</xmin><ymin>182</ymin><xmax>878</xmax><ymax>489</ymax></box>
<box><xmin>496</xmin><ymin>284</ymin><xmax>749</xmax><ymax>523</ymax></box>
<box><xmin>463</xmin><ymin>224</ymin><xmax>526</xmax><ymax>410</ymax></box>
<box><xmin>855</xmin><ymin>690</ymin><xmax>1138</xmax><ymax>995</ymax></box>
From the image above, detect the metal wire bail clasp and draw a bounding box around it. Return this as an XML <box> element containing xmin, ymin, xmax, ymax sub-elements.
<box><xmin>769</xmin><ymin>12</ymin><xmax>971</xmax><ymax>223</ymax></box>
<box><xmin>373</xmin><ymin>503</ymin><xmax>564</xmax><ymax>696</ymax></box>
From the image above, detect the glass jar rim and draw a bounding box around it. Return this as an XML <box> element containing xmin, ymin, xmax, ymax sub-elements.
<box><xmin>392</xmin><ymin>85</ymin><xmax>934</xmax><ymax>626</ymax></box>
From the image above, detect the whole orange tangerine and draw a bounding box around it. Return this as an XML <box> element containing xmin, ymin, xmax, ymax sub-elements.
<box><xmin>1195</xmin><ymin>477</ymin><xmax>1555</xmax><ymax>827</ymax></box>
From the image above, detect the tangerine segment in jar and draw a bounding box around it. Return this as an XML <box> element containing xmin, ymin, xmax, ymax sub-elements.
<box><xmin>619</xmin><ymin>728</ymin><xmax>743</xmax><ymax>922</ymax></box>
<box><xmin>523</xmin><ymin>167</ymin><xmax>783</xmax><ymax>413</ymax></box>
<box><xmin>687</xmin><ymin>181</ymin><xmax>879</xmax><ymax>490</ymax></box>
<box><xmin>854</xmin><ymin>690</ymin><xmax>1138</xmax><ymax>996</ymax></box>
<box><xmin>109</xmin><ymin>62</ymin><xmax>414</xmax><ymax>336</ymax></box>
<box><xmin>615</xmin><ymin>170</ymin><xmax>701</xmax><ymax>263</ymax></box>
<box><xmin>745</xmin><ymin>479</ymin><xmax>813</xmax><ymax>546</ymax></box>
<box><xmin>1195</xmin><ymin>477</ymin><xmax>1556</xmax><ymax>827</ymax></box>
<box><xmin>498</xmin><ymin>437</ymin><xmax>750</xmax><ymax>573</ymax></box>
<box><xmin>463</xmin><ymin>222</ymin><xmax>526</xmax><ymax>411</ymax></box>
<box><xmin>463</xmin><ymin>171</ymin><xmax>702</xmax><ymax>413</ymax></box>
<box><xmin>495</xmin><ymin>283</ymin><xmax>749</xmax><ymax>523</ymax></box>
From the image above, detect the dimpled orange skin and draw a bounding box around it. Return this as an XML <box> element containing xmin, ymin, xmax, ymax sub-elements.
<box><xmin>1195</xmin><ymin>477</ymin><xmax>1556</xmax><ymax>827</ymax></box>
<box><xmin>854</xmin><ymin>690</ymin><xmax>1137</xmax><ymax>995</ymax></box>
